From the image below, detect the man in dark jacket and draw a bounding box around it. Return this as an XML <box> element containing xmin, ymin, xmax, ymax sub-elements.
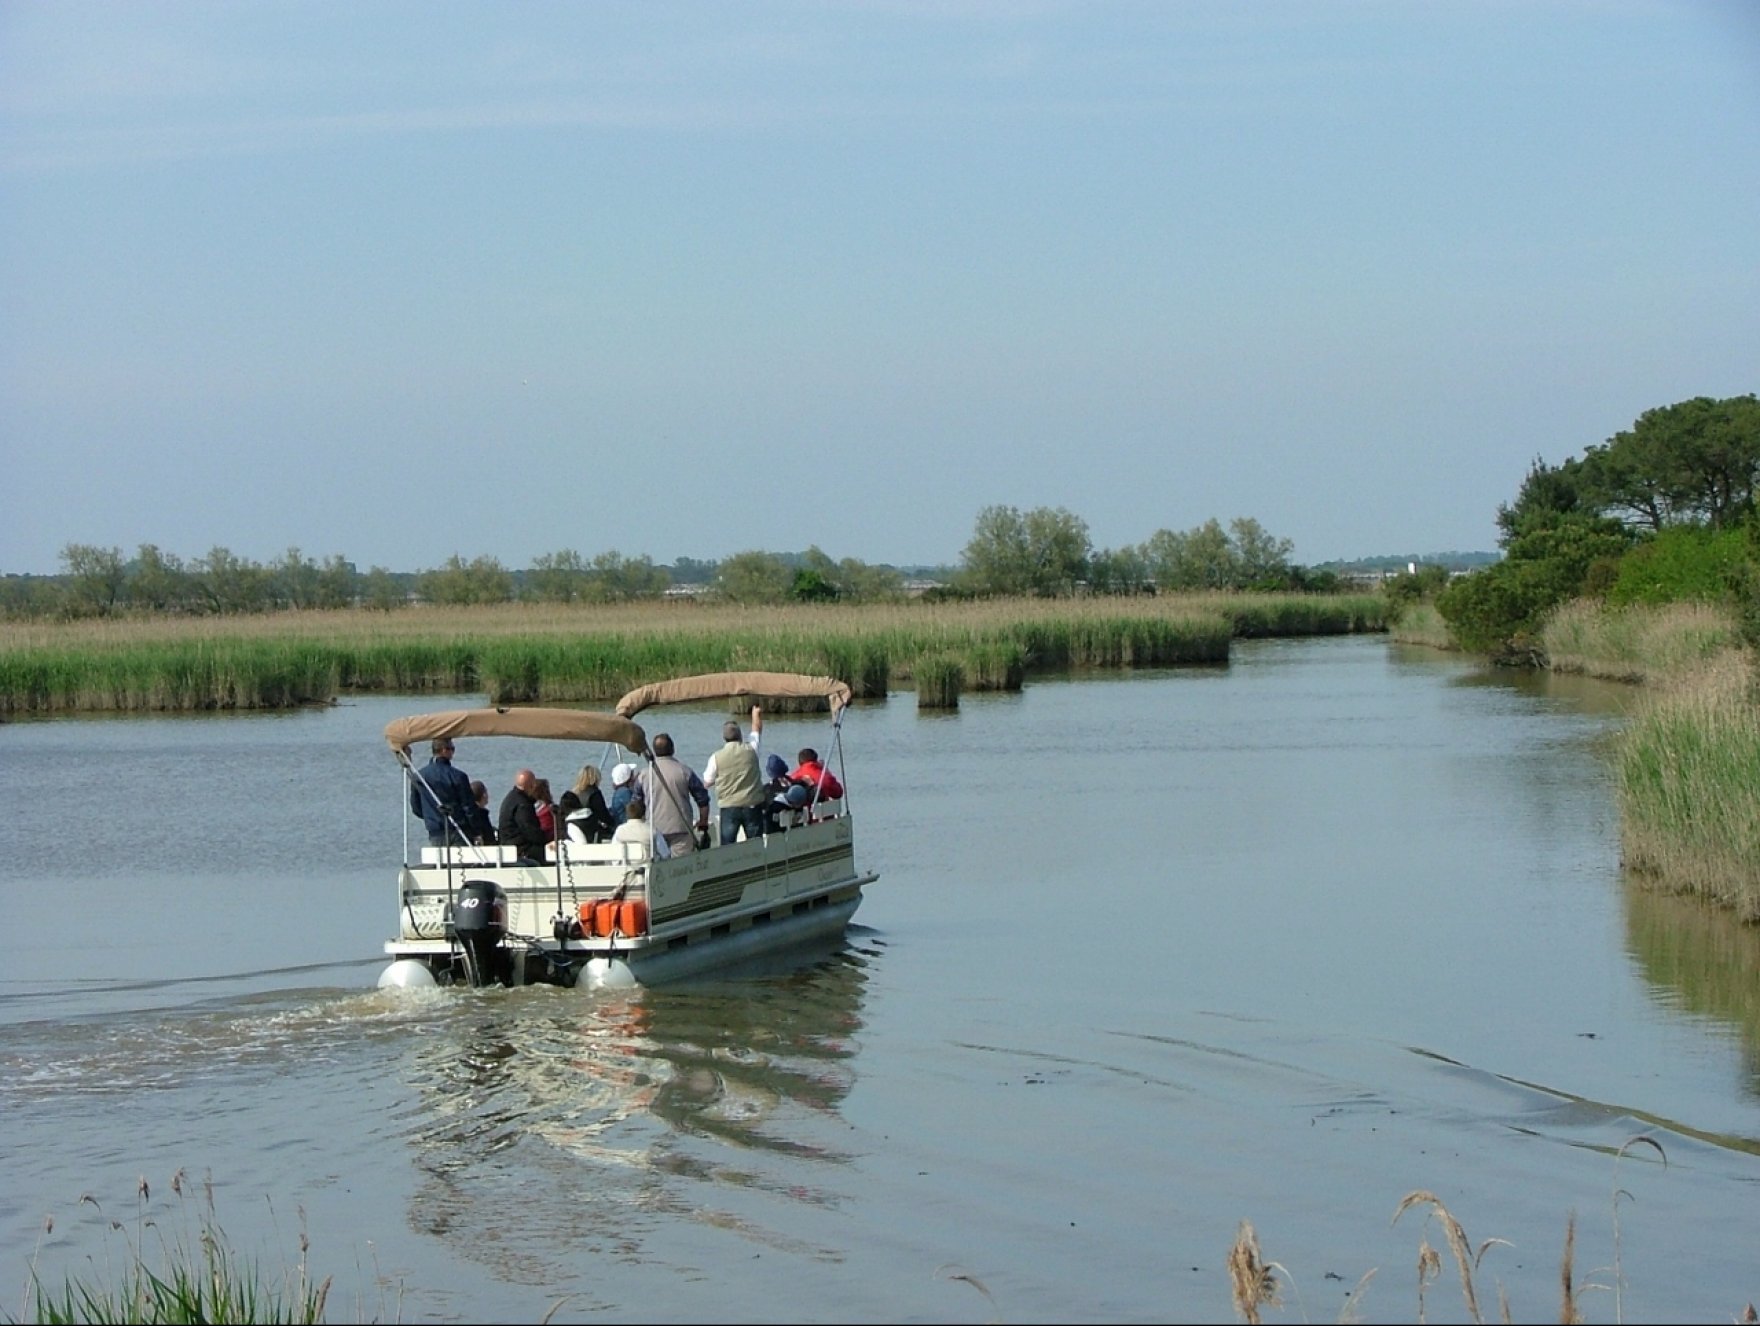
<box><xmin>409</xmin><ymin>738</ymin><xmax>474</xmax><ymax>846</ymax></box>
<box><xmin>497</xmin><ymin>768</ymin><xmax>548</xmax><ymax>865</ymax></box>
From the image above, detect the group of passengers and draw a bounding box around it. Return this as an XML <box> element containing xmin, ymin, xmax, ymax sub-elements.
<box><xmin>407</xmin><ymin>703</ymin><xmax>844</xmax><ymax>866</ymax></box>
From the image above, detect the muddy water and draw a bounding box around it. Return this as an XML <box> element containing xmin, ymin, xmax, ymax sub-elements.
<box><xmin>0</xmin><ymin>635</ymin><xmax>1754</xmax><ymax>1324</ymax></box>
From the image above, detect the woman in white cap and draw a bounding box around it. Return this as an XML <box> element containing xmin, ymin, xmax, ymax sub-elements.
<box><xmin>607</xmin><ymin>762</ymin><xmax>637</xmax><ymax>826</ymax></box>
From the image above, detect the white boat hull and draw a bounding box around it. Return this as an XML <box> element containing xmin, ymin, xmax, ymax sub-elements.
<box><xmin>380</xmin><ymin>815</ymin><xmax>872</xmax><ymax>990</ymax></box>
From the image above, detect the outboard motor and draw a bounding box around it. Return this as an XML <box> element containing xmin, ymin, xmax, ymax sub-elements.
<box><xmin>446</xmin><ymin>879</ymin><xmax>508</xmax><ymax>987</ymax></box>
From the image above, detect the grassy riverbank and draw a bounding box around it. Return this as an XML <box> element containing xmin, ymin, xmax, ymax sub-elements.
<box><xmin>1615</xmin><ymin>649</ymin><xmax>1760</xmax><ymax>920</ymax></box>
<box><xmin>1383</xmin><ymin>596</ymin><xmax>1760</xmax><ymax>920</ymax></box>
<box><xmin>0</xmin><ymin>593</ymin><xmax>1387</xmax><ymax>716</ymax></box>
<box><xmin>1533</xmin><ymin>598</ymin><xmax>1760</xmax><ymax>918</ymax></box>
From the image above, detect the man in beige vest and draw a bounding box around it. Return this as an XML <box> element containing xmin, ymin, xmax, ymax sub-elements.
<box><xmin>703</xmin><ymin>705</ymin><xmax>766</xmax><ymax>844</ymax></box>
<box><xmin>639</xmin><ymin>733</ymin><xmax>710</xmax><ymax>855</ymax></box>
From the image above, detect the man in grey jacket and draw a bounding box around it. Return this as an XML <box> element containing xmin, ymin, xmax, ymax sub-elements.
<box><xmin>640</xmin><ymin>733</ymin><xmax>710</xmax><ymax>855</ymax></box>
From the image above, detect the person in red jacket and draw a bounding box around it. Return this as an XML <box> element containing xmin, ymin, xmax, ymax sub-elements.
<box><xmin>787</xmin><ymin>747</ymin><xmax>844</xmax><ymax>815</ymax></box>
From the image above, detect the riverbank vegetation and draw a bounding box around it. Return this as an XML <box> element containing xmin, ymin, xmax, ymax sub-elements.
<box><xmin>11</xmin><ymin>1173</ymin><xmax>332</xmax><ymax>1326</ymax></box>
<box><xmin>1616</xmin><ymin>651</ymin><xmax>1760</xmax><ymax>920</ymax></box>
<box><xmin>1383</xmin><ymin>393</ymin><xmax>1760</xmax><ymax>922</ymax></box>
<box><xmin>0</xmin><ymin>593</ymin><xmax>1387</xmax><ymax>716</ymax></box>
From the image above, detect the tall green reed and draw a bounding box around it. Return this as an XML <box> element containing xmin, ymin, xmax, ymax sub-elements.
<box><xmin>1615</xmin><ymin>651</ymin><xmax>1760</xmax><ymax>918</ymax></box>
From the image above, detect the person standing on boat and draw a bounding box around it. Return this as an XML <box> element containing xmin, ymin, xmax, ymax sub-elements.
<box><xmin>639</xmin><ymin>733</ymin><xmax>710</xmax><ymax>855</ymax></box>
<box><xmin>702</xmin><ymin>705</ymin><xmax>766</xmax><ymax>844</ymax></box>
<box><xmin>497</xmin><ymin>769</ymin><xmax>549</xmax><ymax>865</ymax></box>
<box><xmin>409</xmin><ymin>737</ymin><xmax>474</xmax><ymax>847</ymax></box>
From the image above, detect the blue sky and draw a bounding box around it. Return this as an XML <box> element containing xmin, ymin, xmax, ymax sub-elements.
<box><xmin>3</xmin><ymin>1</ymin><xmax>1757</xmax><ymax>576</ymax></box>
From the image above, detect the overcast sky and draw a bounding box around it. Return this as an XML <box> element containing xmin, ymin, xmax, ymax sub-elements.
<box><xmin>3</xmin><ymin>1</ymin><xmax>1757</xmax><ymax>575</ymax></box>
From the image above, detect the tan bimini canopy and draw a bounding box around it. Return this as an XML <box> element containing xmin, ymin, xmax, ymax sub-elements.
<box><xmin>384</xmin><ymin>708</ymin><xmax>648</xmax><ymax>757</ymax></box>
<box><xmin>614</xmin><ymin>671</ymin><xmax>853</xmax><ymax>719</ymax></box>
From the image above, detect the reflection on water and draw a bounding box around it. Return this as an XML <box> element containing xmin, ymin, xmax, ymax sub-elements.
<box><xmin>396</xmin><ymin>943</ymin><xmax>874</xmax><ymax>1283</ymax></box>
<box><xmin>1625</xmin><ymin>877</ymin><xmax>1760</xmax><ymax>1094</ymax></box>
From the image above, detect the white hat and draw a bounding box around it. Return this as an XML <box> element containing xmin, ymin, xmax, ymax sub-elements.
<box><xmin>611</xmin><ymin>762</ymin><xmax>634</xmax><ymax>788</ymax></box>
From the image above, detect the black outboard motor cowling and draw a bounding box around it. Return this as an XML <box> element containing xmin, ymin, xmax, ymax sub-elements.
<box><xmin>447</xmin><ymin>880</ymin><xmax>508</xmax><ymax>986</ymax></box>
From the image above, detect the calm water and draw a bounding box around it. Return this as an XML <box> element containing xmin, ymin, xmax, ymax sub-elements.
<box><xmin>2</xmin><ymin>635</ymin><xmax>1757</xmax><ymax>1324</ymax></box>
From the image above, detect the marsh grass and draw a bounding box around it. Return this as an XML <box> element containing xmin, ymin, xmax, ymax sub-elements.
<box><xmin>0</xmin><ymin>594</ymin><xmax>1385</xmax><ymax>715</ymax></box>
<box><xmin>913</xmin><ymin>655</ymin><xmax>964</xmax><ymax>710</ymax></box>
<box><xmin>1541</xmin><ymin>599</ymin><xmax>1742</xmax><ymax>684</ymax></box>
<box><xmin>1614</xmin><ymin>650</ymin><xmax>1760</xmax><ymax>918</ymax></box>
<box><xmin>1388</xmin><ymin>602</ymin><xmax>1455</xmax><ymax>650</ymax></box>
<box><xmin>12</xmin><ymin>1172</ymin><xmax>333</xmax><ymax>1326</ymax></box>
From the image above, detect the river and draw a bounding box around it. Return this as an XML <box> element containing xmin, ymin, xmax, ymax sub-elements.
<box><xmin>1</xmin><ymin>635</ymin><xmax>1755</xmax><ymax>1324</ymax></box>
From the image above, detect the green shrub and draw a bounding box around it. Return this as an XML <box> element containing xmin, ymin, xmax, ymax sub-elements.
<box><xmin>1607</xmin><ymin>524</ymin><xmax>1748</xmax><ymax>607</ymax></box>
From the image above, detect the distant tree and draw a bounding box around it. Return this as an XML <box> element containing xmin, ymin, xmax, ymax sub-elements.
<box><xmin>961</xmin><ymin>505</ymin><xmax>1033</xmax><ymax>594</ymax></box>
<box><xmin>715</xmin><ymin>550</ymin><xmax>792</xmax><ymax>603</ymax></box>
<box><xmin>1230</xmin><ymin>517</ymin><xmax>1296</xmax><ymax>588</ymax></box>
<box><xmin>60</xmin><ymin>543</ymin><xmax>127</xmax><ymax>616</ymax></box>
<box><xmin>1145</xmin><ymin>519</ymin><xmax>1237</xmax><ymax>589</ymax></box>
<box><xmin>421</xmin><ymin>554</ymin><xmax>512</xmax><ymax>606</ymax></box>
<box><xmin>1141</xmin><ymin>517</ymin><xmax>1297</xmax><ymax>591</ymax></box>
<box><xmin>0</xmin><ymin>574</ymin><xmax>62</xmax><ymax>619</ymax></box>
<box><xmin>582</xmin><ymin>551</ymin><xmax>670</xmax><ymax>601</ymax></box>
<box><xmin>1086</xmin><ymin>545</ymin><xmax>1153</xmax><ymax>595</ymax></box>
<box><xmin>195</xmin><ymin>546</ymin><xmax>273</xmax><ymax>614</ymax></box>
<box><xmin>313</xmin><ymin>555</ymin><xmax>356</xmax><ymax>609</ymax></box>
<box><xmin>789</xmin><ymin>568</ymin><xmax>839</xmax><ymax>602</ymax></box>
<box><xmin>127</xmin><ymin>543</ymin><xmax>192</xmax><ymax>612</ymax></box>
<box><xmin>961</xmin><ymin>505</ymin><xmax>1090</xmax><ymax>596</ymax></box>
<box><xmin>275</xmin><ymin>547</ymin><xmax>322</xmax><ymax>609</ymax></box>
<box><xmin>527</xmin><ymin>549</ymin><xmax>589</xmax><ymax>603</ymax></box>
<box><xmin>1023</xmin><ymin>507</ymin><xmax>1091</xmax><ymax>595</ymax></box>
<box><xmin>669</xmin><ymin>556</ymin><xmax>719</xmax><ymax>585</ymax></box>
<box><xmin>836</xmin><ymin>557</ymin><xmax>905</xmax><ymax>601</ymax></box>
<box><xmin>361</xmin><ymin>565</ymin><xmax>405</xmax><ymax>611</ymax></box>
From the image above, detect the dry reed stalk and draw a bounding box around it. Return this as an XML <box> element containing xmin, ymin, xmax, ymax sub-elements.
<box><xmin>1336</xmin><ymin>1268</ymin><xmax>1378</xmax><ymax>1324</ymax></box>
<box><xmin>1610</xmin><ymin>1134</ymin><xmax>1668</xmax><ymax>1323</ymax></box>
<box><xmin>1393</xmin><ymin>1190</ymin><xmax>1484</xmax><ymax>1323</ymax></box>
<box><xmin>1227</xmin><ymin>1220</ymin><xmax>1282</xmax><ymax>1324</ymax></box>
<box><xmin>1559</xmin><ymin>1211</ymin><xmax>1579</xmax><ymax>1325</ymax></box>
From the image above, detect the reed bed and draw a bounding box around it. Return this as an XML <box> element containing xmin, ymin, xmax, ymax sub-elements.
<box><xmin>1614</xmin><ymin>650</ymin><xmax>1760</xmax><ymax>918</ymax></box>
<box><xmin>1387</xmin><ymin>602</ymin><xmax>1455</xmax><ymax>650</ymax></box>
<box><xmin>1542</xmin><ymin>599</ymin><xmax>1743</xmax><ymax>684</ymax></box>
<box><xmin>0</xmin><ymin>594</ymin><xmax>1384</xmax><ymax>715</ymax></box>
<box><xmin>913</xmin><ymin>655</ymin><xmax>964</xmax><ymax>710</ymax></box>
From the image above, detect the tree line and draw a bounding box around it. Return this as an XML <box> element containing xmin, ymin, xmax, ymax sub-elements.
<box><xmin>954</xmin><ymin>507</ymin><xmax>1336</xmax><ymax>597</ymax></box>
<box><xmin>1418</xmin><ymin>393</ymin><xmax>1760</xmax><ymax>658</ymax></box>
<box><xmin>3</xmin><ymin>507</ymin><xmax>1341</xmax><ymax>622</ymax></box>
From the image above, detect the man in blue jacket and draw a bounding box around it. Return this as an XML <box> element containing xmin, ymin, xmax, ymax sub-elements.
<box><xmin>409</xmin><ymin>737</ymin><xmax>474</xmax><ymax>847</ymax></box>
